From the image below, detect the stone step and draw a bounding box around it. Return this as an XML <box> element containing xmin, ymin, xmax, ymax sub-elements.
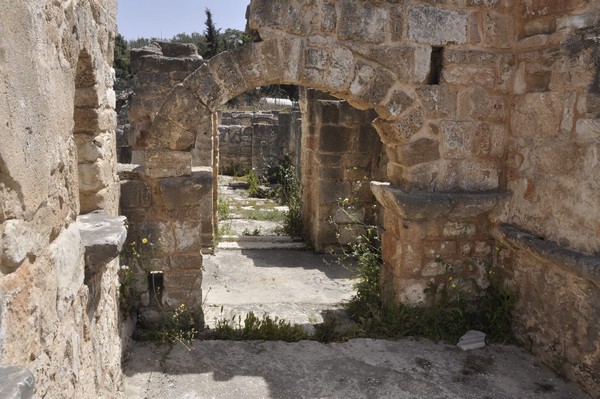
<box><xmin>217</xmin><ymin>240</ymin><xmax>307</xmax><ymax>250</ymax></box>
<box><xmin>219</xmin><ymin>235</ymin><xmax>300</xmax><ymax>243</ymax></box>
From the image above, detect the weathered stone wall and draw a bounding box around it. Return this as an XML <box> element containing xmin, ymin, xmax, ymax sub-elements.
<box><xmin>121</xmin><ymin>43</ymin><xmax>210</xmax><ymax>320</ymax></box>
<box><xmin>301</xmin><ymin>88</ymin><xmax>386</xmax><ymax>252</ymax></box>
<box><xmin>0</xmin><ymin>0</ymin><xmax>124</xmax><ymax>397</ymax></box>
<box><xmin>218</xmin><ymin>110</ymin><xmax>302</xmax><ymax>176</ymax></box>
<box><xmin>130</xmin><ymin>1</ymin><xmax>600</xmax><ymax>395</ymax></box>
<box><xmin>492</xmin><ymin>1</ymin><xmax>600</xmax><ymax>395</ymax></box>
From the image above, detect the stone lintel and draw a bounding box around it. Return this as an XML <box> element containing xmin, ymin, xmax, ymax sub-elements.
<box><xmin>370</xmin><ymin>181</ymin><xmax>509</xmax><ymax>221</ymax></box>
<box><xmin>0</xmin><ymin>366</ymin><xmax>35</xmax><ymax>399</ymax></box>
<box><xmin>495</xmin><ymin>224</ymin><xmax>600</xmax><ymax>288</ymax></box>
<box><xmin>77</xmin><ymin>210</ymin><xmax>127</xmax><ymax>274</ymax></box>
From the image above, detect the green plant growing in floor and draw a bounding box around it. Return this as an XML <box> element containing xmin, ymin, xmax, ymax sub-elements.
<box><xmin>242</xmin><ymin>227</ymin><xmax>261</xmax><ymax>236</ymax></box>
<box><xmin>211</xmin><ymin>311</ymin><xmax>307</xmax><ymax>342</ymax></box>
<box><xmin>118</xmin><ymin>265</ymin><xmax>139</xmax><ymax>317</ymax></box>
<box><xmin>217</xmin><ymin>198</ymin><xmax>231</xmax><ymax>220</ymax></box>
<box><xmin>123</xmin><ymin>236</ymin><xmax>203</xmax><ymax>350</ymax></box>
<box><xmin>246</xmin><ymin>168</ymin><xmax>261</xmax><ymax>197</ymax></box>
<box><xmin>268</xmin><ymin>157</ymin><xmax>303</xmax><ymax>237</ymax></box>
<box><xmin>329</xmin><ymin>179</ymin><xmax>516</xmax><ymax>344</ymax></box>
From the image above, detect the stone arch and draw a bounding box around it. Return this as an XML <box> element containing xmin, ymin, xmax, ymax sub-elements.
<box><xmin>129</xmin><ymin>33</ymin><xmax>507</xmax><ymax>313</ymax></box>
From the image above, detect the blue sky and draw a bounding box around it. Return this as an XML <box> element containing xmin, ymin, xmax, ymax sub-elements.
<box><xmin>117</xmin><ymin>0</ymin><xmax>250</xmax><ymax>40</ymax></box>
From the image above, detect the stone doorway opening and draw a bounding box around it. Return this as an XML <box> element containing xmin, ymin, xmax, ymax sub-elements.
<box><xmin>200</xmin><ymin>82</ymin><xmax>388</xmax><ymax>329</ymax></box>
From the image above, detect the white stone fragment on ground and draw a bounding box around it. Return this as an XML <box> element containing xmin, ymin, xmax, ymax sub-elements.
<box><xmin>457</xmin><ymin>330</ymin><xmax>487</xmax><ymax>351</ymax></box>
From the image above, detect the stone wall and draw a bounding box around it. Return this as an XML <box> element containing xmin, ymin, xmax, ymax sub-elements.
<box><xmin>120</xmin><ymin>42</ymin><xmax>210</xmax><ymax>321</ymax></box>
<box><xmin>0</xmin><ymin>0</ymin><xmax>125</xmax><ymax>397</ymax></box>
<box><xmin>218</xmin><ymin>110</ymin><xmax>302</xmax><ymax>176</ymax></box>
<box><xmin>301</xmin><ymin>89</ymin><xmax>386</xmax><ymax>252</ymax></box>
<box><xmin>492</xmin><ymin>1</ymin><xmax>600</xmax><ymax>395</ymax></box>
<box><xmin>129</xmin><ymin>1</ymin><xmax>600</xmax><ymax>395</ymax></box>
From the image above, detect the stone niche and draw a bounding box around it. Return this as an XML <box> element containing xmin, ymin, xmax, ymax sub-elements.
<box><xmin>0</xmin><ymin>0</ymin><xmax>126</xmax><ymax>397</ymax></box>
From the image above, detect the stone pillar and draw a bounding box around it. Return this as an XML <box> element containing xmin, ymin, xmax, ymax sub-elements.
<box><xmin>372</xmin><ymin>182</ymin><xmax>507</xmax><ymax>305</ymax></box>
<box><xmin>300</xmin><ymin>89</ymin><xmax>386</xmax><ymax>251</ymax></box>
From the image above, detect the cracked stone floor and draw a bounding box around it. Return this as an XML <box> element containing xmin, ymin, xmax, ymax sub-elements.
<box><xmin>121</xmin><ymin>176</ymin><xmax>590</xmax><ymax>399</ymax></box>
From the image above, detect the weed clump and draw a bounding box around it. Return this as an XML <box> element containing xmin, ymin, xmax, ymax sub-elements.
<box><xmin>209</xmin><ymin>311</ymin><xmax>307</xmax><ymax>342</ymax></box>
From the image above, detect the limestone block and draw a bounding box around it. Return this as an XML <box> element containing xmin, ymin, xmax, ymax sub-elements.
<box><xmin>170</xmin><ymin>255</ymin><xmax>202</xmax><ymax>271</ymax></box>
<box><xmin>75</xmin><ymin>84</ymin><xmax>102</xmax><ymax>108</ymax></box>
<box><xmin>75</xmin><ymin>132</ymin><xmax>113</xmax><ymax>162</ymax></box>
<box><xmin>396</xmin><ymin>278</ymin><xmax>428</xmax><ymax>304</ymax></box>
<box><xmin>357</xmin><ymin>45</ymin><xmax>431</xmax><ymax>84</ymax></box>
<box><xmin>235</xmin><ymin>40</ymin><xmax>282</xmax><ymax>88</ymax></box>
<box><xmin>416</xmin><ymin>86</ymin><xmax>457</xmax><ymax>119</ymax></box>
<box><xmin>185</xmin><ymin>65</ymin><xmax>227</xmax><ymax>112</ymax></box>
<box><xmin>474</xmin><ymin>123</ymin><xmax>505</xmax><ymax>159</ymax></box>
<box><xmin>279</xmin><ymin>37</ymin><xmax>305</xmax><ymax>84</ymax></box>
<box><xmin>136</xmin><ymin>221</ymin><xmax>176</xmax><ymax>257</ymax></box>
<box><xmin>442</xmin><ymin>121</ymin><xmax>476</xmax><ymax>159</ymax></box>
<box><xmin>247</xmin><ymin>0</ymin><xmax>313</xmax><ymax>37</ymax></box>
<box><xmin>377</xmin><ymin>87</ymin><xmax>415</xmax><ymax>120</ymax></box>
<box><xmin>523</xmin><ymin>16</ymin><xmax>556</xmax><ymax>37</ymax></box>
<box><xmin>158</xmin><ymin>175</ymin><xmax>212</xmax><ymax>209</ymax></box>
<box><xmin>458</xmin><ymin>88</ymin><xmax>507</xmax><ymax>123</ymax></box>
<box><xmin>77</xmin><ymin>210</ymin><xmax>127</xmax><ymax>272</ymax></box>
<box><xmin>148</xmin><ymin>85</ymin><xmax>211</xmax><ymax>150</ymax></box>
<box><xmin>144</xmin><ymin>150</ymin><xmax>191</xmax><ymax>178</ymax></box>
<box><xmin>443</xmin><ymin>222</ymin><xmax>477</xmax><ymax>239</ymax></box>
<box><xmin>394</xmin><ymin>139</ymin><xmax>440</xmax><ymax>167</ymax></box>
<box><xmin>511</xmin><ymin>92</ymin><xmax>562</xmax><ymax>138</ymax></box>
<box><xmin>163</xmin><ymin>270</ymin><xmax>202</xmax><ymax>295</ymax></box>
<box><xmin>174</xmin><ymin>220</ymin><xmax>202</xmax><ymax>252</ymax></box>
<box><xmin>74</xmin><ymin>108</ymin><xmax>115</xmax><ymax>133</ymax></box>
<box><xmin>0</xmin><ymin>220</ymin><xmax>44</xmax><ymax>272</ymax></box>
<box><xmin>373</xmin><ymin>108</ymin><xmax>424</xmax><ymax>146</ymax></box>
<box><xmin>78</xmin><ymin>158</ymin><xmax>113</xmax><ymax>193</ymax></box>
<box><xmin>442</xmin><ymin>65</ymin><xmax>496</xmax><ymax>88</ymax></box>
<box><xmin>319</xmin><ymin>126</ymin><xmax>353</xmax><ymax>153</ymax></box>
<box><xmin>302</xmin><ymin>45</ymin><xmax>354</xmax><ymax>93</ymax></box>
<box><xmin>207</xmin><ymin>51</ymin><xmax>248</xmax><ymax>103</ymax></box>
<box><xmin>0</xmin><ymin>366</ymin><xmax>35</xmax><ymax>399</ymax></box>
<box><xmin>338</xmin><ymin>0</ymin><xmax>388</xmax><ymax>44</ymax></box>
<box><xmin>49</xmin><ymin>223</ymin><xmax>85</xmax><ymax>302</ymax></box>
<box><xmin>481</xmin><ymin>11</ymin><xmax>514</xmax><ymax>48</ymax></box>
<box><xmin>408</xmin><ymin>5</ymin><xmax>468</xmax><ymax>45</ymax></box>
<box><xmin>575</xmin><ymin>119</ymin><xmax>600</xmax><ymax>142</ymax></box>
<box><xmin>457</xmin><ymin>160</ymin><xmax>500</xmax><ymax>190</ymax></box>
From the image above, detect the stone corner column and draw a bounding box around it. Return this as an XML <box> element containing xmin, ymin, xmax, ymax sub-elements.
<box><xmin>371</xmin><ymin>181</ymin><xmax>510</xmax><ymax>305</ymax></box>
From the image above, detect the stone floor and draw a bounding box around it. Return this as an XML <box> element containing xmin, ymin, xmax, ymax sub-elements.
<box><xmin>121</xmin><ymin>175</ymin><xmax>590</xmax><ymax>399</ymax></box>
<box><xmin>217</xmin><ymin>175</ymin><xmax>306</xmax><ymax>249</ymax></box>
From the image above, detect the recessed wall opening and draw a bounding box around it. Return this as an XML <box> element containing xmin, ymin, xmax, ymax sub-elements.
<box><xmin>148</xmin><ymin>271</ymin><xmax>164</xmax><ymax>307</ymax></box>
<box><xmin>428</xmin><ymin>46</ymin><xmax>444</xmax><ymax>85</ymax></box>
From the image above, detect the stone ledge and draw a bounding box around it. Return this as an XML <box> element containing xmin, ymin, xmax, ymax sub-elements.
<box><xmin>0</xmin><ymin>366</ymin><xmax>35</xmax><ymax>399</ymax></box>
<box><xmin>496</xmin><ymin>224</ymin><xmax>600</xmax><ymax>287</ymax></box>
<box><xmin>370</xmin><ymin>181</ymin><xmax>509</xmax><ymax>221</ymax></box>
<box><xmin>76</xmin><ymin>211</ymin><xmax>127</xmax><ymax>274</ymax></box>
<box><xmin>117</xmin><ymin>163</ymin><xmax>144</xmax><ymax>180</ymax></box>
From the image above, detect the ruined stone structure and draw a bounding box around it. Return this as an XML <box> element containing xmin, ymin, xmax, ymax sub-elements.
<box><xmin>0</xmin><ymin>0</ymin><xmax>125</xmax><ymax>397</ymax></box>
<box><xmin>300</xmin><ymin>89</ymin><xmax>387</xmax><ymax>251</ymax></box>
<box><xmin>124</xmin><ymin>1</ymin><xmax>600</xmax><ymax>395</ymax></box>
<box><xmin>218</xmin><ymin>109</ymin><xmax>302</xmax><ymax>176</ymax></box>
<box><xmin>1</xmin><ymin>0</ymin><xmax>599</xmax><ymax>397</ymax></box>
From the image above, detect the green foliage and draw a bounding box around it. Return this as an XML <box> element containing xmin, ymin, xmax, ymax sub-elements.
<box><xmin>114</xmin><ymin>33</ymin><xmax>131</xmax><ymax>80</ymax></box>
<box><xmin>210</xmin><ymin>311</ymin><xmax>307</xmax><ymax>342</ymax></box>
<box><xmin>242</xmin><ymin>227</ymin><xmax>261</xmax><ymax>236</ymax></box>
<box><xmin>118</xmin><ymin>265</ymin><xmax>139</xmax><ymax>316</ymax></box>
<box><xmin>203</xmin><ymin>8</ymin><xmax>220</xmax><ymax>59</ymax></box>
<box><xmin>331</xmin><ymin>189</ymin><xmax>516</xmax><ymax>344</ymax></box>
<box><xmin>246</xmin><ymin>168</ymin><xmax>261</xmax><ymax>197</ymax></box>
<box><xmin>217</xmin><ymin>198</ymin><xmax>231</xmax><ymax>221</ymax></box>
<box><xmin>136</xmin><ymin>304</ymin><xmax>201</xmax><ymax>349</ymax></box>
<box><xmin>266</xmin><ymin>157</ymin><xmax>303</xmax><ymax>237</ymax></box>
